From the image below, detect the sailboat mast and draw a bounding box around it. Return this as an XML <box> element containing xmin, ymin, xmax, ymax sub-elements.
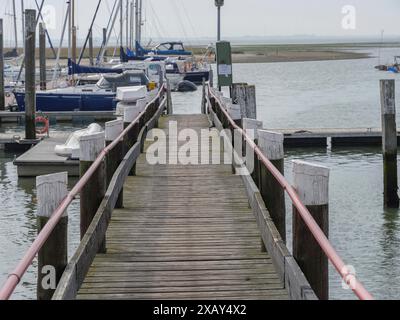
<box><xmin>138</xmin><ymin>0</ymin><xmax>142</xmax><ymax>45</ymax></box>
<box><xmin>12</xmin><ymin>0</ymin><xmax>18</xmax><ymax>51</ymax></box>
<box><xmin>120</xmin><ymin>0</ymin><xmax>123</xmax><ymax>48</ymax></box>
<box><xmin>21</xmin><ymin>0</ymin><xmax>25</xmax><ymax>52</ymax></box>
<box><xmin>126</xmin><ymin>0</ymin><xmax>129</xmax><ymax>48</ymax></box>
<box><xmin>135</xmin><ymin>0</ymin><xmax>139</xmax><ymax>46</ymax></box>
<box><xmin>130</xmin><ymin>0</ymin><xmax>134</xmax><ymax>48</ymax></box>
<box><xmin>72</xmin><ymin>0</ymin><xmax>76</xmax><ymax>62</ymax></box>
<box><xmin>68</xmin><ymin>0</ymin><xmax>72</xmax><ymax>61</ymax></box>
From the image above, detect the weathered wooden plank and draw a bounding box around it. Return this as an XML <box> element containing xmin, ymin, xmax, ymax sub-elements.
<box><xmin>77</xmin><ymin>290</ymin><xmax>289</xmax><ymax>300</ymax></box>
<box><xmin>72</xmin><ymin>113</ymin><xmax>294</xmax><ymax>300</ymax></box>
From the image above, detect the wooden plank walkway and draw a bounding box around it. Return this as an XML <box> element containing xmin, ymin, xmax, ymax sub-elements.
<box><xmin>77</xmin><ymin>114</ymin><xmax>288</xmax><ymax>300</ymax></box>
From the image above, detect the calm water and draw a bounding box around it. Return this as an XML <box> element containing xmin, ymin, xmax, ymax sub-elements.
<box><xmin>1</xmin><ymin>47</ymin><xmax>400</xmax><ymax>300</ymax></box>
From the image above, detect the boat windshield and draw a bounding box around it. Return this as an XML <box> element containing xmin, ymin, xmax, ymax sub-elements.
<box><xmin>96</xmin><ymin>73</ymin><xmax>148</xmax><ymax>90</ymax></box>
<box><xmin>96</xmin><ymin>78</ymin><xmax>111</xmax><ymax>89</ymax></box>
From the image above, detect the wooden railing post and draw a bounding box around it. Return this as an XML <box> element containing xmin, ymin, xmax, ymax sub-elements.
<box><xmin>36</xmin><ymin>172</ymin><xmax>68</xmax><ymax>300</ymax></box>
<box><xmin>292</xmin><ymin>160</ymin><xmax>329</xmax><ymax>300</ymax></box>
<box><xmin>258</xmin><ymin>130</ymin><xmax>286</xmax><ymax>243</ymax></box>
<box><xmin>0</xmin><ymin>19</ymin><xmax>4</xmax><ymax>111</ymax></box>
<box><xmin>380</xmin><ymin>79</ymin><xmax>399</xmax><ymax>208</ymax></box>
<box><xmin>79</xmin><ymin>132</ymin><xmax>106</xmax><ymax>240</ymax></box>
<box><xmin>243</xmin><ymin>118</ymin><xmax>263</xmax><ymax>186</ymax></box>
<box><xmin>201</xmin><ymin>78</ymin><xmax>206</xmax><ymax>114</ymax></box>
<box><xmin>231</xmin><ymin>83</ymin><xmax>256</xmax><ymax>116</ymax></box>
<box><xmin>244</xmin><ymin>85</ymin><xmax>257</xmax><ymax>119</ymax></box>
<box><xmin>123</xmin><ymin>105</ymin><xmax>141</xmax><ymax>176</ymax></box>
<box><xmin>105</xmin><ymin>119</ymin><xmax>124</xmax><ymax>209</ymax></box>
<box><xmin>166</xmin><ymin>78</ymin><xmax>173</xmax><ymax>115</ymax></box>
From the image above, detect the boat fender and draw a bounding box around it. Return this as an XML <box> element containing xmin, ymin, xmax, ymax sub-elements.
<box><xmin>177</xmin><ymin>80</ymin><xmax>198</xmax><ymax>92</ymax></box>
<box><xmin>35</xmin><ymin>116</ymin><xmax>50</xmax><ymax>135</ymax></box>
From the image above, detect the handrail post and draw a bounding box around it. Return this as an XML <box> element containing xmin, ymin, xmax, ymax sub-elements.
<box><xmin>243</xmin><ymin>118</ymin><xmax>263</xmax><ymax>186</ymax></box>
<box><xmin>36</xmin><ymin>172</ymin><xmax>68</xmax><ymax>300</ymax></box>
<box><xmin>79</xmin><ymin>132</ymin><xmax>106</xmax><ymax>242</ymax></box>
<box><xmin>123</xmin><ymin>104</ymin><xmax>141</xmax><ymax>176</ymax></box>
<box><xmin>105</xmin><ymin>119</ymin><xmax>124</xmax><ymax>209</ymax></box>
<box><xmin>258</xmin><ymin>130</ymin><xmax>286</xmax><ymax>243</ymax></box>
<box><xmin>166</xmin><ymin>78</ymin><xmax>173</xmax><ymax>115</ymax></box>
<box><xmin>292</xmin><ymin>160</ymin><xmax>329</xmax><ymax>300</ymax></box>
<box><xmin>201</xmin><ymin>78</ymin><xmax>206</xmax><ymax>114</ymax></box>
<box><xmin>380</xmin><ymin>79</ymin><xmax>399</xmax><ymax>208</ymax></box>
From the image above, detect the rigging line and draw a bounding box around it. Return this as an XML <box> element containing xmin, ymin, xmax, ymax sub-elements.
<box><xmin>97</xmin><ymin>0</ymin><xmax>118</xmax><ymax>62</ymax></box>
<box><xmin>15</xmin><ymin>0</ymin><xmax>46</xmax><ymax>84</ymax></box>
<box><xmin>151</xmin><ymin>0</ymin><xmax>170</xmax><ymax>39</ymax></box>
<box><xmin>170</xmin><ymin>0</ymin><xmax>191</xmax><ymax>44</ymax></box>
<box><xmin>178</xmin><ymin>0</ymin><xmax>200</xmax><ymax>40</ymax></box>
<box><xmin>147</xmin><ymin>0</ymin><xmax>164</xmax><ymax>40</ymax></box>
<box><xmin>77</xmin><ymin>0</ymin><xmax>102</xmax><ymax>64</ymax></box>
<box><xmin>34</xmin><ymin>0</ymin><xmax>57</xmax><ymax>58</ymax></box>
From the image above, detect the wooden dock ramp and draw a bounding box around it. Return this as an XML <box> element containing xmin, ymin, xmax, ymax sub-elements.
<box><xmin>77</xmin><ymin>114</ymin><xmax>288</xmax><ymax>300</ymax></box>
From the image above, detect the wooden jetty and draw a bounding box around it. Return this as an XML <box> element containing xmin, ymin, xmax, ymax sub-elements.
<box><xmin>0</xmin><ymin>83</ymin><xmax>373</xmax><ymax>301</ymax></box>
<box><xmin>46</xmin><ymin>86</ymin><xmax>320</xmax><ymax>301</ymax></box>
<box><xmin>76</xmin><ymin>115</ymin><xmax>289</xmax><ymax>300</ymax></box>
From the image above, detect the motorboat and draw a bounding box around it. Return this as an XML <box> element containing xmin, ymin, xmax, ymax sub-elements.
<box><xmin>165</xmin><ymin>57</ymin><xmax>211</xmax><ymax>85</ymax></box>
<box><xmin>14</xmin><ymin>70</ymin><xmax>154</xmax><ymax>112</ymax></box>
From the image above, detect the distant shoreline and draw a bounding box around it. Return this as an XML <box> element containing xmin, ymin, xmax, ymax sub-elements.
<box><xmin>4</xmin><ymin>42</ymin><xmax>390</xmax><ymax>64</ymax></box>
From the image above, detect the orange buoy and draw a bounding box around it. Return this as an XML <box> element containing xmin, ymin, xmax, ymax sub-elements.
<box><xmin>35</xmin><ymin>116</ymin><xmax>50</xmax><ymax>135</ymax></box>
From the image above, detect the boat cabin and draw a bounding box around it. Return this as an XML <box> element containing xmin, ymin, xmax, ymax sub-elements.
<box><xmin>96</xmin><ymin>70</ymin><xmax>150</xmax><ymax>92</ymax></box>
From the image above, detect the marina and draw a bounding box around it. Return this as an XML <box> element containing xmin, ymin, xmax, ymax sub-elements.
<box><xmin>0</xmin><ymin>0</ymin><xmax>400</xmax><ymax>306</ymax></box>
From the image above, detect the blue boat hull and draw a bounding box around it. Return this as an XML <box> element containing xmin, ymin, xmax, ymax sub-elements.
<box><xmin>14</xmin><ymin>92</ymin><xmax>117</xmax><ymax>112</ymax></box>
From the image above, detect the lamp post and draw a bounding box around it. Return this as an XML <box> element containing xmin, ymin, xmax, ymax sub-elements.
<box><xmin>215</xmin><ymin>0</ymin><xmax>224</xmax><ymax>41</ymax></box>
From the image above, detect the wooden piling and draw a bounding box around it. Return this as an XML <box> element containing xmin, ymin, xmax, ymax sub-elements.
<box><xmin>105</xmin><ymin>119</ymin><xmax>124</xmax><ymax>209</ymax></box>
<box><xmin>102</xmin><ymin>28</ymin><xmax>107</xmax><ymax>59</ymax></box>
<box><xmin>79</xmin><ymin>132</ymin><xmax>106</xmax><ymax>240</ymax></box>
<box><xmin>25</xmin><ymin>9</ymin><xmax>36</xmax><ymax>140</ymax></box>
<box><xmin>245</xmin><ymin>85</ymin><xmax>257</xmax><ymax>119</ymax></box>
<box><xmin>231</xmin><ymin>83</ymin><xmax>246</xmax><ymax>122</ymax></box>
<box><xmin>89</xmin><ymin>29</ymin><xmax>94</xmax><ymax>66</ymax></box>
<box><xmin>166</xmin><ymin>78</ymin><xmax>173</xmax><ymax>115</ymax></box>
<box><xmin>123</xmin><ymin>105</ymin><xmax>141</xmax><ymax>176</ymax></box>
<box><xmin>201</xmin><ymin>78</ymin><xmax>206</xmax><ymax>114</ymax></box>
<box><xmin>0</xmin><ymin>19</ymin><xmax>4</xmax><ymax>111</ymax></box>
<box><xmin>230</xmin><ymin>83</ymin><xmax>256</xmax><ymax>121</ymax></box>
<box><xmin>36</xmin><ymin>172</ymin><xmax>68</xmax><ymax>300</ymax></box>
<box><xmin>242</xmin><ymin>118</ymin><xmax>263</xmax><ymax>185</ymax></box>
<box><xmin>258</xmin><ymin>130</ymin><xmax>286</xmax><ymax>242</ymax></box>
<box><xmin>39</xmin><ymin>23</ymin><xmax>47</xmax><ymax>91</ymax></box>
<box><xmin>380</xmin><ymin>79</ymin><xmax>399</xmax><ymax>208</ymax></box>
<box><xmin>292</xmin><ymin>160</ymin><xmax>329</xmax><ymax>300</ymax></box>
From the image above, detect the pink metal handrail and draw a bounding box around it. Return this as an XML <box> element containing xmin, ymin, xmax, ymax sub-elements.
<box><xmin>208</xmin><ymin>86</ymin><xmax>373</xmax><ymax>300</ymax></box>
<box><xmin>0</xmin><ymin>85</ymin><xmax>166</xmax><ymax>300</ymax></box>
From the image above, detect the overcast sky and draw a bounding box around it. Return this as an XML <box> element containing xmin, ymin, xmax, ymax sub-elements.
<box><xmin>1</xmin><ymin>0</ymin><xmax>399</xmax><ymax>45</ymax></box>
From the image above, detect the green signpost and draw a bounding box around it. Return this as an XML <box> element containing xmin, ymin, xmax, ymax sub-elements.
<box><xmin>216</xmin><ymin>41</ymin><xmax>233</xmax><ymax>87</ymax></box>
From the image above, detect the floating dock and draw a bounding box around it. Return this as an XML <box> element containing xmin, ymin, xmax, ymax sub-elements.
<box><xmin>274</xmin><ymin>128</ymin><xmax>399</xmax><ymax>147</ymax></box>
<box><xmin>13</xmin><ymin>134</ymin><xmax>79</xmax><ymax>177</ymax></box>
<box><xmin>0</xmin><ymin>110</ymin><xmax>116</xmax><ymax>124</ymax></box>
<box><xmin>6</xmin><ymin>127</ymin><xmax>398</xmax><ymax>177</ymax></box>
